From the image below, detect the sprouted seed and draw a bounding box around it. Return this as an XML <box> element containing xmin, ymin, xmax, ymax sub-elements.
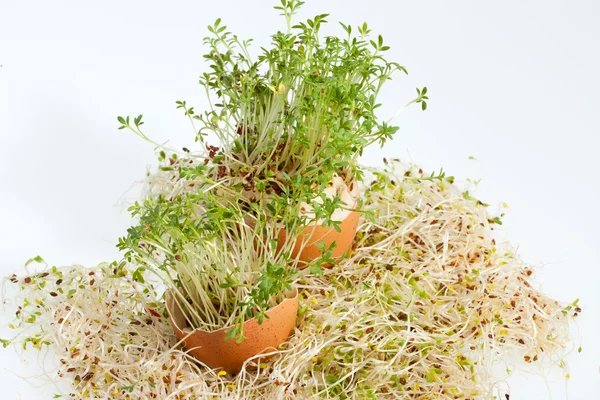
<box><xmin>2</xmin><ymin>162</ymin><xmax>578</xmax><ymax>399</ymax></box>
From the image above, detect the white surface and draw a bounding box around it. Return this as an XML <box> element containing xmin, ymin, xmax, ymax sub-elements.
<box><xmin>0</xmin><ymin>0</ymin><xmax>598</xmax><ymax>398</ymax></box>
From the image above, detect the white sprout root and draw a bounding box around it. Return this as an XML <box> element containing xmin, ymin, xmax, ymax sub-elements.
<box><xmin>2</xmin><ymin>163</ymin><xmax>579</xmax><ymax>399</ymax></box>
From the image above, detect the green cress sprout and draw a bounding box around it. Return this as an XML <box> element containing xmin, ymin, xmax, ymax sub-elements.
<box><xmin>118</xmin><ymin>0</ymin><xmax>428</xmax><ymax>240</ymax></box>
<box><xmin>117</xmin><ymin>180</ymin><xmax>296</xmax><ymax>341</ymax></box>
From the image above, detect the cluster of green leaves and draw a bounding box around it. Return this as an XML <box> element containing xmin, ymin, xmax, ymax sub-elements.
<box><xmin>115</xmin><ymin>0</ymin><xmax>427</xmax><ymax>339</ymax></box>
<box><xmin>116</xmin><ymin>0</ymin><xmax>429</xmax><ymax>227</ymax></box>
<box><xmin>176</xmin><ymin>0</ymin><xmax>425</xmax><ymax>205</ymax></box>
<box><xmin>117</xmin><ymin>179</ymin><xmax>297</xmax><ymax>341</ymax></box>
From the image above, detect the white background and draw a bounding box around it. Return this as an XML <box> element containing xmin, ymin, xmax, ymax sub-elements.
<box><xmin>1</xmin><ymin>0</ymin><xmax>598</xmax><ymax>398</ymax></box>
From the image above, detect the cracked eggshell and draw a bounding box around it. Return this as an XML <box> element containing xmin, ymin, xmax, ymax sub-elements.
<box><xmin>166</xmin><ymin>288</ymin><xmax>299</xmax><ymax>374</ymax></box>
<box><xmin>278</xmin><ymin>177</ymin><xmax>361</xmax><ymax>266</ymax></box>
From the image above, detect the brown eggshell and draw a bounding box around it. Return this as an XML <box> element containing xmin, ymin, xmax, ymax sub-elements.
<box><xmin>166</xmin><ymin>288</ymin><xmax>298</xmax><ymax>374</ymax></box>
<box><xmin>278</xmin><ymin>209</ymin><xmax>360</xmax><ymax>267</ymax></box>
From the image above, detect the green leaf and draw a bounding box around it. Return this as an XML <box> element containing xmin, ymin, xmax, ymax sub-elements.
<box><xmin>426</xmin><ymin>368</ymin><xmax>437</xmax><ymax>383</ymax></box>
<box><xmin>310</xmin><ymin>265</ymin><xmax>324</xmax><ymax>277</ymax></box>
<box><xmin>122</xmin><ymin>384</ymin><xmax>135</xmax><ymax>393</ymax></box>
<box><xmin>0</xmin><ymin>339</ymin><xmax>10</xmax><ymax>348</ymax></box>
<box><xmin>339</xmin><ymin>22</ymin><xmax>351</xmax><ymax>35</ymax></box>
<box><xmin>489</xmin><ymin>216</ymin><xmax>503</xmax><ymax>225</ymax></box>
<box><xmin>463</xmin><ymin>191</ymin><xmax>476</xmax><ymax>201</ymax></box>
<box><xmin>132</xmin><ymin>267</ymin><xmax>146</xmax><ymax>283</ymax></box>
<box><xmin>25</xmin><ymin>255</ymin><xmax>44</xmax><ymax>266</ymax></box>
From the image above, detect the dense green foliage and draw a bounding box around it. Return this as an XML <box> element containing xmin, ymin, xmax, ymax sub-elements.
<box><xmin>116</xmin><ymin>0</ymin><xmax>426</xmax><ymax>339</ymax></box>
